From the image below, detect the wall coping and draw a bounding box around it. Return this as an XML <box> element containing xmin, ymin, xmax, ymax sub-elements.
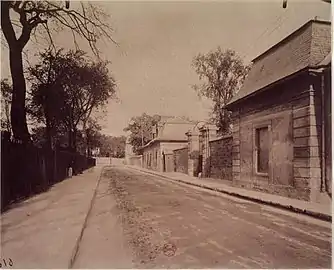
<box><xmin>209</xmin><ymin>134</ymin><xmax>233</xmax><ymax>142</ymax></box>
<box><xmin>129</xmin><ymin>155</ymin><xmax>142</xmax><ymax>158</ymax></box>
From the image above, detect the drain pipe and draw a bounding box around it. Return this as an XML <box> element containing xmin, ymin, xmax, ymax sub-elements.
<box><xmin>206</xmin><ymin>126</ymin><xmax>210</xmax><ymax>177</ymax></box>
<box><xmin>320</xmin><ymin>72</ymin><xmax>326</xmax><ymax>193</ymax></box>
<box><xmin>310</xmin><ymin>68</ymin><xmax>327</xmax><ymax>194</ymax></box>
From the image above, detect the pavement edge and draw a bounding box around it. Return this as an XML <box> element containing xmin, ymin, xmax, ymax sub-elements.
<box><xmin>68</xmin><ymin>166</ymin><xmax>105</xmax><ymax>268</ymax></box>
<box><xmin>128</xmin><ymin>166</ymin><xmax>332</xmax><ymax>222</ymax></box>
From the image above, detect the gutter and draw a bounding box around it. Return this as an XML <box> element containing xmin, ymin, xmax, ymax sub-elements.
<box><xmin>139</xmin><ymin>138</ymin><xmax>188</xmax><ymax>152</ymax></box>
<box><xmin>320</xmin><ymin>72</ymin><xmax>326</xmax><ymax>192</ymax></box>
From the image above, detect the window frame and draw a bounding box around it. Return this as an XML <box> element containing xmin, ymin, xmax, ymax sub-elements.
<box><xmin>253</xmin><ymin>121</ymin><xmax>272</xmax><ymax>177</ymax></box>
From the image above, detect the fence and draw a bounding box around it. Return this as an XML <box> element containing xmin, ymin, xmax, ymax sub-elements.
<box><xmin>1</xmin><ymin>136</ymin><xmax>96</xmax><ymax>212</ymax></box>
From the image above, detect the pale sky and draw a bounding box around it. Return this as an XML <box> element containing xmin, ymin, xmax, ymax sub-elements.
<box><xmin>1</xmin><ymin>0</ymin><xmax>331</xmax><ymax>136</ymax></box>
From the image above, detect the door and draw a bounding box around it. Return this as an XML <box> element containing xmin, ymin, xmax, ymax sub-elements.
<box><xmin>162</xmin><ymin>152</ymin><xmax>166</xmax><ymax>172</ymax></box>
<box><xmin>198</xmin><ymin>155</ymin><xmax>203</xmax><ymax>175</ymax></box>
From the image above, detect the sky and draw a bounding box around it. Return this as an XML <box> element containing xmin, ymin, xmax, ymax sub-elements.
<box><xmin>0</xmin><ymin>0</ymin><xmax>331</xmax><ymax>136</ymax></box>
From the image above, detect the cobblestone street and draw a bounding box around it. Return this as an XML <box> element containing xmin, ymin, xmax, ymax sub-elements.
<box><xmin>105</xmin><ymin>166</ymin><xmax>331</xmax><ymax>269</ymax></box>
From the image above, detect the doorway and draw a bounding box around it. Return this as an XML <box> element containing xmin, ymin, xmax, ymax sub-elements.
<box><xmin>162</xmin><ymin>152</ymin><xmax>166</xmax><ymax>172</ymax></box>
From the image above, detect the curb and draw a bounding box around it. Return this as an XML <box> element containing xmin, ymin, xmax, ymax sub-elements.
<box><xmin>68</xmin><ymin>166</ymin><xmax>105</xmax><ymax>268</ymax></box>
<box><xmin>129</xmin><ymin>166</ymin><xmax>331</xmax><ymax>222</ymax></box>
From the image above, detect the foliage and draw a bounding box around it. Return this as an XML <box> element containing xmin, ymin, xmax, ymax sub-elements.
<box><xmin>192</xmin><ymin>47</ymin><xmax>250</xmax><ymax>134</ymax></box>
<box><xmin>123</xmin><ymin>113</ymin><xmax>161</xmax><ymax>154</ymax></box>
<box><xmin>1</xmin><ymin>79</ymin><xmax>12</xmax><ymax>134</ymax></box>
<box><xmin>83</xmin><ymin>118</ymin><xmax>103</xmax><ymax>156</ymax></box>
<box><xmin>28</xmin><ymin>48</ymin><xmax>116</xmax><ymax>151</ymax></box>
<box><xmin>97</xmin><ymin>134</ymin><xmax>126</xmax><ymax>158</ymax></box>
<box><xmin>1</xmin><ymin>1</ymin><xmax>114</xmax><ymax>143</ymax></box>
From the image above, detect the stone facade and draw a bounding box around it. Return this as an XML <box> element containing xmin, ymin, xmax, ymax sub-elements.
<box><xmin>230</xmin><ymin>76</ymin><xmax>308</xmax><ymax>200</ymax></box>
<box><xmin>225</xmin><ymin>20</ymin><xmax>331</xmax><ymax>203</ymax></box>
<box><xmin>140</xmin><ymin>117</ymin><xmax>195</xmax><ymax>172</ymax></box>
<box><xmin>142</xmin><ymin>142</ymin><xmax>161</xmax><ymax>170</ymax></box>
<box><xmin>173</xmin><ymin>147</ymin><xmax>188</xmax><ymax>174</ymax></box>
<box><xmin>141</xmin><ymin>141</ymin><xmax>188</xmax><ymax>172</ymax></box>
<box><xmin>228</xmin><ymin>69</ymin><xmax>331</xmax><ymax>202</ymax></box>
<box><xmin>208</xmin><ymin>136</ymin><xmax>233</xmax><ymax>180</ymax></box>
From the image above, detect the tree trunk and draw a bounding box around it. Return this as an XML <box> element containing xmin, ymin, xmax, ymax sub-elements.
<box><xmin>9</xmin><ymin>48</ymin><xmax>30</xmax><ymax>143</ymax></box>
<box><xmin>43</xmin><ymin>92</ymin><xmax>53</xmax><ymax>150</ymax></box>
<box><xmin>72</xmin><ymin>128</ymin><xmax>77</xmax><ymax>153</ymax></box>
<box><xmin>68</xmin><ymin>129</ymin><xmax>74</xmax><ymax>152</ymax></box>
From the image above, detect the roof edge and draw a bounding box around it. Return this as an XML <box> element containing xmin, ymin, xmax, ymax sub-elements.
<box><xmin>138</xmin><ymin>138</ymin><xmax>188</xmax><ymax>151</ymax></box>
<box><xmin>226</xmin><ymin>67</ymin><xmax>310</xmax><ymax>108</ymax></box>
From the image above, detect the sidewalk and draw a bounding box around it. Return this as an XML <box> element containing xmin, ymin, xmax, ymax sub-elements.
<box><xmin>1</xmin><ymin>165</ymin><xmax>103</xmax><ymax>269</ymax></box>
<box><xmin>128</xmin><ymin>166</ymin><xmax>332</xmax><ymax>222</ymax></box>
<box><xmin>72</xmin><ymin>165</ymin><xmax>134</xmax><ymax>268</ymax></box>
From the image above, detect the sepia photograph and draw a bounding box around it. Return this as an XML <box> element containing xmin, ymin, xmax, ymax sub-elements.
<box><xmin>0</xmin><ymin>0</ymin><xmax>332</xmax><ymax>269</ymax></box>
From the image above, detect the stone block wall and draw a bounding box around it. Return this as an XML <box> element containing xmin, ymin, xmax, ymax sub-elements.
<box><xmin>229</xmin><ymin>75</ymin><xmax>319</xmax><ymax>201</ymax></box>
<box><xmin>173</xmin><ymin>147</ymin><xmax>188</xmax><ymax>174</ymax></box>
<box><xmin>208</xmin><ymin>136</ymin><xmax>233</xmax><ymax>180</ymax></box>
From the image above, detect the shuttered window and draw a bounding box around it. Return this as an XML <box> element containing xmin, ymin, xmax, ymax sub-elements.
<box><xmin>256</xmin><ymin>127</ymin><xmax>269</xmax><ymax>174</ymax></box>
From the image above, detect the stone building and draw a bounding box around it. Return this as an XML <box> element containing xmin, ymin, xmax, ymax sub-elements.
<box><xmin>139</xmin><ymin>117</ymin><xmax>196</xmax><ymax>172</ymax></box>
<box><xmin>224</xmin><ymin>19</ymin><xmax>331</xmax><ymax>203</ymax></box>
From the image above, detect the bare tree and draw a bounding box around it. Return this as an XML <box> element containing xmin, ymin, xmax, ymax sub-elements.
<box><xmin>1</xmin><ymin>1</ymin><xmax>114</xmax><ymax>143</ymax></box>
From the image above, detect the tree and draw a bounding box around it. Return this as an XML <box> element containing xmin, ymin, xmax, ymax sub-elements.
<box><xmin>28</xmin><ymin>48</ymin><xmax>116</xmax><ymax>151</ymax></box>
<box><xmin>30</xmin><ymin>126</ymin><xmax>47</xmax><ymax>148</ymax></box>
<box><xmin>109</xmin><ymin>136</ymin><xmax>126</xmax><ymax>158</ymax></box>
<box><xmin>1</xmin><ymin>79</ymin><xmax>12</xmax><ymax>134</ymax></box>
<box><xmin>28</xmin><ymin>49</ymin><xmax>67</xmax><ymax>149</ymax></box>
<box><xmin>192</xmin><ymin>47</ymin><xmax>250</xmax><ymax>134</ymax></box>
<box><xmin>84</xmin><ymin>118</ymin><xmax>102</xmax><ymax>157</ymax></box>
<box><xmin>97</xmin><ymin>134</ymin><xmax>126</xmax><ymax>158</ymax></box>
<box><xmin>1</xmin><ymin>1</ymin><xmax>114</xmax><ymax>143</ymax></box>
<box><xmin>123</xmin><ymin>113</ymin><xmax>161</xmax><ymax>154</ymax></box>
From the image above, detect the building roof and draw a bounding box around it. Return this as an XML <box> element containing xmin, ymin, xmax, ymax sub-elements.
<box><xmin>139</xmin><ymin>117</ymin><xmax>196</xmax><ymax>151</ymax></box>
<box><xmin>157</xmin><ymin>122</ymin><xmax>195</xmax><ymax>141</ymax></box>
<box><xmin>227</xmin><ymin>19</ymin><xmax>331</xmax><ymax>107</ymax></box>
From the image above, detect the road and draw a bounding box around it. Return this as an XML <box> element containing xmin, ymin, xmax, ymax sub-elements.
<box><xmin>93</xmin><ymin>166</ymin><xmax>331</xmax><ymax>269</ymax></box>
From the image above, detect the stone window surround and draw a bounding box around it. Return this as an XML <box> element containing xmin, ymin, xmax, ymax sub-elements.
<box><xmin>252</xmin><ymin>120</ymin><xmax>272</xmax><ymax>178</ymax></box>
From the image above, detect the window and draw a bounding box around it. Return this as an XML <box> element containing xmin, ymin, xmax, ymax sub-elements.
<box><xmin>255</xmin><ymin>127</ymin><xmax>269</xmax><ymax>174</ymax></box>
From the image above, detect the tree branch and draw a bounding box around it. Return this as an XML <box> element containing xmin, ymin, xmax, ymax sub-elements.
<box><xmin>1</xmin><ymin>1</ymin><xmax>17</xmax><ymax>46</ymax></box>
